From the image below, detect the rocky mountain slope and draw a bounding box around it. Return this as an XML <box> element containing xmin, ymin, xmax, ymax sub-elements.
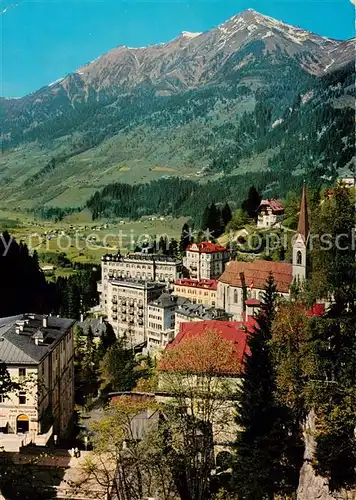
<box><xmin>1</xmin><ymin>9</ymin><xmax>354</xmax><ymax>207</ymax></box>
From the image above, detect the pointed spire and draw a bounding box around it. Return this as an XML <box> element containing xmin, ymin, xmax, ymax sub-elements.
<box><xmin>297</xmin><ymin>183</ymin><xmax>309</xmax><ymax>240</ymax></box>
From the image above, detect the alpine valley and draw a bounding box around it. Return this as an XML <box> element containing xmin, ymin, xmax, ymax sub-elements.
<box><xmin>1</xmin><ymin>9</ymin><xmax>354</xmax><ymax>209</ymax></box>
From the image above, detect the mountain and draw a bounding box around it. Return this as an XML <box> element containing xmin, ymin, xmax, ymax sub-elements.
<box><xmin>1</xmin><ymin>9</ymin><xmax>354</xmax><ymax>208</ymax></box>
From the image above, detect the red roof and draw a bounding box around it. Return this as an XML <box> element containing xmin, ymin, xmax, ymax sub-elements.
<box><xmin>219</xmin><ymin>260</ymin><xmax>293</xmax><ymax>294</ymax></box>
<box><xmin>186</xmin><ymin>242</ymin><xmax>227</xmax><ymax>253</ymax></box>
<box><xmin>306</xmin><ymin>303</ymin><xmax>326</xmax><ymax>317</ymax></box>
<box><xmin>167</xmin><ymin>319</ymin><xmax>256</xmax><ymax>374</ymax></box>
<box><xmin>259</xmin><ymin>199</ymin><xmax>284</xmax><ymax>213</ymax></box>
<box><xmin>174</xmin><ymin>278</ymin><xmax>217</xmax><ymax>291</ymax></box>
<box><xmin>245</xmin><ymin>298</ymin><xmax>261</xmax><ymax>306</ymax></box>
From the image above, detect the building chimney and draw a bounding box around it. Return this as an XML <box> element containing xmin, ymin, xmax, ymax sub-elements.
<box><xmin>42</xmin><ymin>315</ymin><xmax>48</xmax><ymax>328</ymax></box>
<box><xmin>15</xmin><ymin>327</ymin><xmax>20</xmax><ymax>334</ymax></box>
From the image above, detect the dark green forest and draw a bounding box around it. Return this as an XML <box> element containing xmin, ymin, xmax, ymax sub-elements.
<box><xmin>86</xmin><ymin>174</ymin><xmax>304</xmax><ymax>225</ymax></box>
<box><xmin>0</xmin><ymin>232</ymin><xmax>99</xmax><ymax>319</ymax></box>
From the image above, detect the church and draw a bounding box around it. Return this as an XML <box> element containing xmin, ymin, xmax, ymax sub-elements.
<box><xmin>217</xmin><ymin>184</ymin><xmax>309</xmax><ymax>320</ymax></box>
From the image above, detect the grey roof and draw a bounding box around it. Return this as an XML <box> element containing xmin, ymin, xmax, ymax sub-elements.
<box><xmin>78</xmin><ymin>317</ymin><xmax>108</xmax><ymax>337</ymax></box>
<box><xmin>176</xmin><ymin>301</ymin><xmax>231</xmax><ymax>320</ymax></box>
<box><xmin>148</xmin><ymin>293</ymin><xmax>180</xmax><ymax>309</ymax></box>
<box><xmin>0</xmin><ymin>314</ymin><xmax>75</xmax><ymax>365</ymax></box>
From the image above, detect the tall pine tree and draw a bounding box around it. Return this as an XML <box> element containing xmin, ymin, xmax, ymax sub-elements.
<box><xmin>241</xmin><ymin>186</ymin><xmax>262</xmax><ymax>219</ymax></box>
<box><xmin>221</xmin><ymin>202</ymin><xmax>233</xmax><ymax>229</ymax></box>
<box><xmin>232</xmin><ymin>273</ymin><xmax>303</xmax><ymax>499</ymax></box>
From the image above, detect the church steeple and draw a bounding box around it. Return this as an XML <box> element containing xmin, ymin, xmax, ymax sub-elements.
<box><xmin>297</xmin><ymin>182</ymin><xmax>309</xmax><ymax>242</ymax></box>
<box><xmin>292</xmin><ymin>183</ymin><xmax>309</xmax><ymax>283</ymax></box>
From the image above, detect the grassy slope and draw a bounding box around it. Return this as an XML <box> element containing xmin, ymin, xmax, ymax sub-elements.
<box><xmin>0</xmin><ymin>209</ymin><xmax>187</xmax><ymax>266</ymax></box>
<box><xmin>0</xmin><ymin>94</ymin><xmax>258</xmax><ymax>208</ymax></box>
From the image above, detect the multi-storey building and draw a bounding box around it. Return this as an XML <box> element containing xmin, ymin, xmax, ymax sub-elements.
<box><xmin>256</xmin><ymin>199</ymin><xmax>284</xmax><ymax>228</ymax></box>
<box><xmin>106</xmin><ymin>279</ymin><xmax>166</xmax><ymax>346</ymax></box>
<box><xmin>99</xmin><ymin>252</ymin><xmax>183</xmax><ymax>310</ymax></box>
<box><xmin>183</xmin><ymin>242</ymin><xmax>231</xmax><ymax>280</ymax></box>
<box><xmin>147</xmin><ymin>294</ymin><xmax>183</xmax><ymax>351</ymax></box>
<box><xmin>174</xmin><ymin>301</ymin><xmax>232</xmax><ymax>336</ymax></box>
<box><xmin>0</xmin><ymin>314</ymin><xmax>75</xmax><ymax>451</ymax></box>
<box><xmin>173</xmin><ymin>278</ymin><xmax>217</xmax><ymax>306</ymax></box>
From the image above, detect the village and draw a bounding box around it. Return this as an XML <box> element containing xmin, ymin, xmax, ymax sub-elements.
<box><xmin>1</xmin><ymin>178</ymin><xmax>355</xmax><ymax>498</ymax></box>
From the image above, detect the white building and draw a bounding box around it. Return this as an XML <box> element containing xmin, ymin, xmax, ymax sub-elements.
<box><xmin>147</xmin><ymin>294</ymin><xmax>182</xmax><ymax>351</ymax></box>
<box><xmin>0</xmin><ymin>314</ymin><xmax>75</xmax><ymax>451</ymax></box>
<box><xmin>256</xmin><ymin>199</ymin><xmax>284</xmax><ymax>228</ymax></box>
<box><xmin>106</xmin><ymin>280</ymin><xmax>166</xmax><ymax>347</ymax></box>
<box><xmin>99</xmin><ymin>252</ymin><xmax>183</xmax><ymax>311</ymax></box>
<box><xmin>183</xmin><ymin>242</ymin><xmax>231</xmax><ymax>280</ymax></box>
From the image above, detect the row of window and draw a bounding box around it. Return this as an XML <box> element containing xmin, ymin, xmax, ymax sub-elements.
<box><xmin>0</xmin><ymin>392</ymin><xmax>26</xmax><ymax>405</ymax></box>
<box><xmin>148</xmin><ymin>322</ymin><xmax>163</xmax><ymax>330</ymax></box>
<box><xmin>148</xmin><ymin>314</ymin><xmax>161</xmax><ymax>321</ymax></box>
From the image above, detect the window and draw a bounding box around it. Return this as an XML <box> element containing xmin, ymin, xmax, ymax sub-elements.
<box><xmin>19</xmin><ymin>368</ymin><xmax>26</xmax><ymax>379</ymax></box>
<box><xmin>0</xmin><ymin>395</ymin><xmax>4</xmax><ymax>403</ymax></box>
<box><xmin>297</xmin><ymin>250</ymin><xmax>302</xmax><ymax>265</ymax></box>
<box><xmin>234</xmin><ymin>290</ymin><xmax>238</xmax><ymax>303</ymax></box>
<box><xmin>19</xmin><ymin>392</ymin><xmax>26</xmax><ymax>405</ymax></box>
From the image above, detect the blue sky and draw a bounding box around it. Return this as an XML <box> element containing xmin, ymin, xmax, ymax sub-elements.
<box><xmin>1</xmin><ymin>0</ymin><xmax>354</xmax><ymax>97</ymax></box>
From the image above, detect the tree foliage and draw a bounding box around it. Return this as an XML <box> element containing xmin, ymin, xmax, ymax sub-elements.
<box><xmin>74</xmin><ymin>397</ymin><xmax>176</xmax><ymax>500</ymax></box>
<box><xmin>159</xmin><ymin>329</ymin><xmax>242</xmax><ymax>499</ymax></box>
<box><xmin>232</xmin><ymin>274</ymin><xmax>303</xmax><ymax>499</ymax></box>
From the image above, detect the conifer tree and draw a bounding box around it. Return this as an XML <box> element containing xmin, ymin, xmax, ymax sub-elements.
<box><xmin>180</xmin><ymin>222</ymin><xmax>191</xmax><ymax>253</ymax></box>
<box><xmin>232</xmin><ymin>273</ymin><xmax>303</xmax><ymax>499</ymax></box>
<box><xmin>81</xmin><ymin>326</ymin><xmax>99</xmax><ymax>397</ymax></box>
<box><xmin>241</xmin><ymin>186</ymin><xmax>261</xmax><ymax>219</ymax></box>
<box><xmin>221</xmin><ymin>202</ymin><xmax>232</xmax><ymax>228</ymax></box>
<box><xmin>97</xmin><ymin>322</ymin><xmax>117</xmax><ymax>360</ymax></box>
<box><xmin>99</xmin><ymin>337</ymin><xmax>138</xmax><ymax>392</ymax></box>
<box><xmin>168</xmin><ymin>238</ymin><xmax>179</xmax><ymax>258</ymax></box>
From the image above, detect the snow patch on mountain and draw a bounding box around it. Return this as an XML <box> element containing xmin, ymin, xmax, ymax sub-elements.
<box><xmin>323</xmin><ymin>59</ymin><xmax>335</xmax><ymax>72</ymax></box>
<box><xmin>181</xmin><ymin>31</ymin><xmax>202</xmax><ymax>38</ymax></box>
<box><xmin>48</xmin><ymin>77</ymin><xmax>64</xmax><ymax>87</ymax></box>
